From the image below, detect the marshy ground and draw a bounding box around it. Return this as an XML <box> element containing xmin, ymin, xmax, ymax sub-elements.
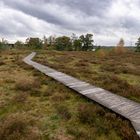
<box><xmin>0</xmin><ymin>49</ymin><xmax>139</xmax><ymax>140</ymax></box>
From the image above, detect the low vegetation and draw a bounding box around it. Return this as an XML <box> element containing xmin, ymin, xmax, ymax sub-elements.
<box><xmin>0</xmin><ymin>49</ymin><xmax>139</xmax><ymax>139</ymax></box>
<box><xmin>35</xmin><ymin>49</ymin><xmax>140</xmax><ymax>103</ymax></box>
<box><xmin>0</xmin><ymin>113</ymin><xmax>40</xmax><ymax>140</ymax></box>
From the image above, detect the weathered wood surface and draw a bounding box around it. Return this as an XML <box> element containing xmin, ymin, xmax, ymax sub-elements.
<box><xmin>23</xmin><ymin>52</ymin><xmax>140</xmax><ymax>138</ymax></box>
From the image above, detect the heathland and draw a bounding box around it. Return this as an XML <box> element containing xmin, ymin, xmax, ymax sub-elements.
<box><xmin>0</xmin><ymin>48</ymin><xmax>139</xmax><ymax>140</ymax></box>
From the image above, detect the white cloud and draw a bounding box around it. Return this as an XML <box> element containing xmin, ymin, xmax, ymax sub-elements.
<box><xmin>0</xmin><ymin>0</ymin><xmax>140</xmax><ymax>45</ymax></box>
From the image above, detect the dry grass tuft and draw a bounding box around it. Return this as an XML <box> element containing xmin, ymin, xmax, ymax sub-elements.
<box><xmin>15</xmin><ymin>79</ymin><xmax>33</xmax><ymax>91</ymax></box>
<box><xmin>55</xmin><ymin>104</ymin><xmax>71</xmax><ymax>120</ymax></box>
<box><xmin>77</xmin><ymin>103</ymin><xmax>104</xmax><ymax>124</ymax></box>
<box><xmin>13</xmin><ymin>92</ymin><xmax>28</xmax><ymax>103</ymax></box>
<box><xmin>0</xmin><ymin>60</ymin><xmax>5</xmax><ymax>66</ymax></box>
<box><xmin>15</xmin><ymin>78</ymin><xmax>41</xmax><ymax>92</ymax></box>
<box><xmin>96</xmin><ymin>49</ymin><xmax>107</xmax><ymax>58</ymax></box>
<box><xmin>0</xmin><ymin>113</ymin><xmax>40</xmax><ymax>140</ymax></box>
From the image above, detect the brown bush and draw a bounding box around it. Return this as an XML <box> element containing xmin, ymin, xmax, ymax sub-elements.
<box><xmin>94</xmin><ymin>74</ymin><xmax>140</xmax><ymax>98</ymax></box>
<box><xmin>55</xmin><ymin>105</ymin><xmax>71</xmax><ymax>120</ymax></box>
<box><xmin>15</xmin><ymin>78</ymin><xmax>41</xmax><ymax>92</ymax></box>
<box><xmin>13</xmin><ymin>92</ymin><xmax>28</xmax><ymax>103</ymax></box>
<box><xmin>30</xmin><ymin>88</ymin><xmax>41</xmax><ymax>97</ymax></box>
<box><xmin>15</xmin><ymin>79</ymin><xmax>32</xmax><ymax>91</ymax></box>
<box><xmin>101</xmin><ymin>63</ymin><xmax>118</xmax><ymax>73</ymax></box>
<box><xmin>121</xmin><ymin>65</ymin><xmax>140</xmax><ymax>76</ymax></box>
<box><xmin>51</xmin><ymin>92</ymin><xmax>70</xmax><ymax>102</ymax></box>
<box><xmin>77</xmin><ymin>103</ymin><xmax>104</xmax><ymax>124</ymax></box>
<box><xmin>98</xmin><ymin>74</ymin><xmax>129</xmax><ymax>91</ymax></box>
<box><xmin>75</xmin><ymin>60</ymin><xmax>89</xmax><ymax>67</ymax></box>
<box><xmin>67</xmin><ymin>125</ymin><xmax>96</xmax><ymax>140</ymax></box>
<box><xmin>22</xmin><ymin>64</ymin><xmax>34</xmax><ymax>70</ymax></box>
<box><xmin>14</xmin><ymin>55</ymin><xmax>34</xmax><ymax>70</ymax></box>
<box><xmin>96</xmin><ymin>49</ymin><xmax>107</xmax><ymax>58</ymax></box>
<box><xmin>0</xmin><ymin>113</ymin><xmax>40</xmax><ymax>140</ymax></box>
<box><xmin>120</xmin><ymin>121</ymin><xmax>139</xmax><ymax>140</ymax></box>
<box><xmin>0</xmin><ymin>60</ymin><xmax>5</xmax><ymax>65</ymax></box>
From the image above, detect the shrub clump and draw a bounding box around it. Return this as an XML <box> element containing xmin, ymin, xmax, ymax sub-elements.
<box><xmin>0</xmin><ymin>113</ymin><xmax>40</xmax><ymax>140</ymax></box>
<box><xmin>15</xmin><ymin>79</ymin><xmax>33</xmax><ymax>91</ymax></box>
<box><xmin>15</xmin><ymin>78</ymin><xmax>41</xmax><ymax>92</ymax></box>
<box><xmin>77</xmin><ymin>104</ymin><xmax>96</xmax><ymax>124</ymax></box>
<box><xmin>96</xmin><ymin>49</ymin><xmax>107</xmax><ymax>58</ymax></box>
<box><xmin>55</xmin><ymin>105</ymin><xmax>71</xmax><ymax>120</ymax></box>
<box><xmin>0</xmin><ymin>60</ymin><xmax>5</xmax><ymax>66</ymax></box>
<box><xmin>51</xmin><ymin>92</ymin><xmax>70</xmax><ymax>102</ymax></box>
<box><xmin>95</xmin><ymin>74</ymin><xmax>140</xmax><ymax>98</ymax></box>
<box><xmin>13</xmin><ymin>92</ymin><xmax>28</xmax><ymax>103</ymax></box>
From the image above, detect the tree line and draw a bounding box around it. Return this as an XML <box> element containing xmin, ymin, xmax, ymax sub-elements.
<box><xmin>0</xmin><ymin>34</ymin><xmax>140</xmax><ymax>52</ymax></box>
<box><xmin>24</xmin><ymin>33</ymin><xmax>94</xmax><ymax>51</ymax></box>
<box><xmin>0</xmin><ymin>33</ymin><xmax>94</xmax><ymax>51</ymax></box>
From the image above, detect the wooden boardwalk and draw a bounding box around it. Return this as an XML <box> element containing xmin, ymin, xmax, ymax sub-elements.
<box><xmin>23</xmin><ymin>52</ymin><xmax>140</xmax><ymax>138</ymax></box>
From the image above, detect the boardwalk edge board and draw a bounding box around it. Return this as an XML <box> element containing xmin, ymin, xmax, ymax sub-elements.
<box><xmin>23</xmin><ymin>52</ymin><xmax>140</xmax><ymax>138</ymax></box>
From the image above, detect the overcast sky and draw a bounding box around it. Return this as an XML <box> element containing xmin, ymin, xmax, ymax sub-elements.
<box><xmin>0</xmin><ymin>0</ymin><xmax>140</xmax><ymax>45</ymax></box>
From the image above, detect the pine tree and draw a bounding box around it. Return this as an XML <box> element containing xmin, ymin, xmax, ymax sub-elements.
<box><xmin>117</xmin><ymin>38</ymin><xmax>124</xmax><ymax>47</ymax></box>
<box><xmin>135</xmin><ymin>37</ymin><xmax>140</xmax><ymax>52</ymax></box>
<box><xmin>114</xmin><ymin>38</ymin><xmax>126</xmax><ymax>54</ymax></box>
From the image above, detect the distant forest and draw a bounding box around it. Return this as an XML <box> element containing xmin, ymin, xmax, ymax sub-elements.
<box><xmin>0</xmin><ymin>34</ymin><xmax>140</xmax><ymax>52</ymax></box>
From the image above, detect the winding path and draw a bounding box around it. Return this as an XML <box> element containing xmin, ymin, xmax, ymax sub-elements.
<box><xmin>23</xmin><ymin>52</ymin><xmax>140</xmax><ymax>138</ymax></box>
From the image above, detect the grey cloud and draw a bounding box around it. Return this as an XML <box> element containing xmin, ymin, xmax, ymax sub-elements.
<box><xmin>0</xmin><ymin>0</ymin><xmax>140</xmax><ymax>45</ymax></box>
<box><xmin>2</xmin><ymin>0</ymin><xmax>65</xmax><ymax>26</ymax></box>
<box><xmin>2</xmin><ymin>0</ymin><xmax>111</xmax><ymax>27</ymax></box>
<box><xmin>47</xmin><ymin>0</ymin><xmax>111</xmax><ymax>16</ymax></box>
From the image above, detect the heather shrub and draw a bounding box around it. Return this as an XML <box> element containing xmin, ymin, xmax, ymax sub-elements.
<box><xmin>0</xmin><ymin>113</ymin><xmax>40</xmax><ymax>140</ymax></box>
<box><xmin>77</xmin><ymin>103</ymin><xmax>104</xmax><ymax>124</ymax></box>
<box><xmin>55</xmin><ymin>105</ymin><xmax>71</xmax><ymax>120</ymax></box>
<box><xmin>0</xmin><ymin>60</ymin><xmax>5</xmax><ymax>65</ymax></box>
<box><xmin>30</xmin><ymin>88</ymin><xmax>41</xmax><ymax>97</ymax></box>
<box><xmin>51</xmin><ymin>92</ymin><xmax>70</xmax><ymax>102</ymax></box>
<box><xmin>15</xmin><ymin>79</ymin><xmax>33</xmax><ymax>91</ymax></box>
<box><xmin>67</xmin><ymin>125</ymin><xmax>96</xmax><ymax>140</ymax></box>
<box><xmin>13</xmin><ymin>92</ymin><xmax>28</xmax><ymax>103</ymax></box>
<box><xmin>93</xmin><ymin>74</ymin><xmax>140</xmax><ymax>98</ymax></box>
<box><xmin>96</xmin><ymin>49</ymin><xmax>107</xmax><ymax>58</ymax></box>
<box><xmin>15</xmin><ymin>78</ymin><xmax>41</xmax><ymax>92</ymax></box>
<box><xmin>75</xmin><ymin>60</ymin><xmax>89</xmax><ymax>67</ymax></box>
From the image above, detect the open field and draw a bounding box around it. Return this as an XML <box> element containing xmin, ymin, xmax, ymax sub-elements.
<box><xmin>0</xmin><ymin>49</ymin><xmax>139</xmax><ymax>140</ymax></box>
<box><xmin>34</xmin><ymin>49</ymin><xmax>140</xmax><ymax>103</ymax></box>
